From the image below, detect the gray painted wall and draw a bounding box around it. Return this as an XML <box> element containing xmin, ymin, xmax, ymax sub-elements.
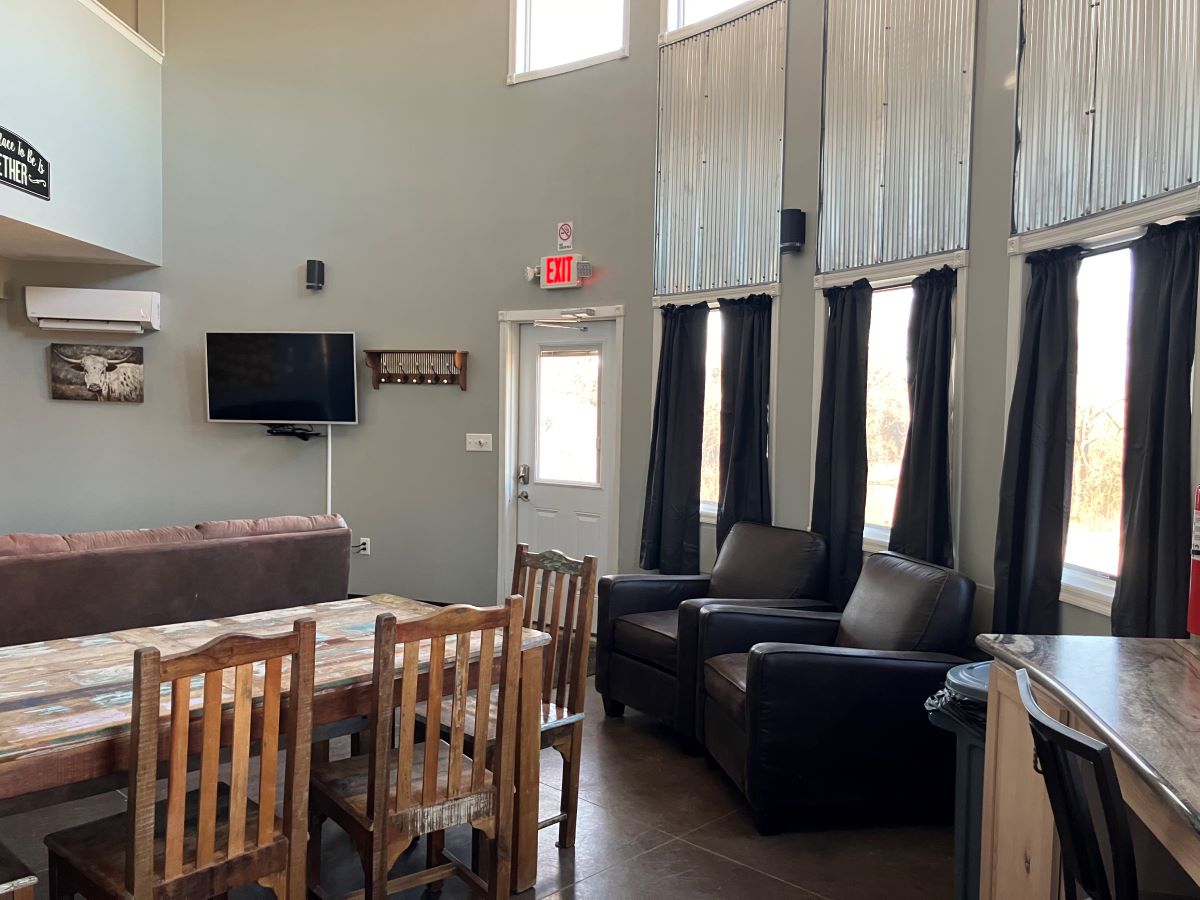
<box><xmin>0</xmin><ymin>0</ymin><xmax>1113</xmax><ymax>632</ymax></box>
<box><xmin>0</xmin><ymin>0</ymin><xmax>162</xmax><ymax>264</ymax></box>
<box><xmin>0</xmin><ymin>0</ymin><xmax>658</xmax><ymax>607</ymax></box>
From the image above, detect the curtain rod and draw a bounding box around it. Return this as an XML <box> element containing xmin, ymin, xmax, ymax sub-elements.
<box><xmin>651</xmin><ymin>285</ymin><xmax>780</xmax><ymax>309</ymax></box>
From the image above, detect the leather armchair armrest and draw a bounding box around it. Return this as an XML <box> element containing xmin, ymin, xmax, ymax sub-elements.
<box><xmin>678</xmin><ymin>599</ymin><xmax>832</xmax><ymax>742</ymax></box>
<box><xmin>697</xmin><ymin>606</ymin><xmax>843</xmax><ymax>664</ymax></box>
<box><xmin>742</xmin><ymin>644</ymin><xmax>966</xmax><ymax>816</ymax></box>
<box><xmin>596</xmin><ymin>574</ymin><xmax>711</xmax><ymax>693</ymax></box>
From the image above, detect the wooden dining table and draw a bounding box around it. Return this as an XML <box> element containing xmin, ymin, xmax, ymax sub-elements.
<box><xmin>0</xmin><ymin>594</ymin><xmax>549</xmax><ymax>893</ymax></box>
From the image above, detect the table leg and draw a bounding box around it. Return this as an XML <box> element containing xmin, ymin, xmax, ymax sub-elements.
<box><xmin>512</xmin><ymin>645</ymin><xmax>543</xmax><ymax>893</ymax></box>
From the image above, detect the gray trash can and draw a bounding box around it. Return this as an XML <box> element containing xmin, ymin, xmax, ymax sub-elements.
<box><xmin>926</xmin><ymin>660</ymin><xmax>991</xmax><ymax>900</ymax></box>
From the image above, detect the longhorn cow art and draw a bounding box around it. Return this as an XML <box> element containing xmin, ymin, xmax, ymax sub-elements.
<box><xmin>50</xmin><ymin>344</ymin><xmax>144</xmax><ymax>403</ymax></box>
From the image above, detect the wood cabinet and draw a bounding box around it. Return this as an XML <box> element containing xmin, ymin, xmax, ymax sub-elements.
<box><xmin>978</xmin><ymin>662</ymin><xmax>1066</xmax><ymax>900</ymax></box>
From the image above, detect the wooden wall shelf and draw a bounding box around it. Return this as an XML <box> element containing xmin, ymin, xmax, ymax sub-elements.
<box><xmin>364</xmin><ymin>350</ymin><xmax>468</xmax><ymax>391</ymax></box>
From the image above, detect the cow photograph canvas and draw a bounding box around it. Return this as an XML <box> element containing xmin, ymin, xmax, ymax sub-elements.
<box><xmin>49</xmin><ymin>343</ymin><xmax>144</xmax><ymax>403</ymax></box>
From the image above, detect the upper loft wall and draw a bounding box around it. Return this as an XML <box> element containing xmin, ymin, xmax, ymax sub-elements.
<box><xmin>0</xmin><ymin>0</ymin><xmax>162</xmax><ymax>264</ymax></box>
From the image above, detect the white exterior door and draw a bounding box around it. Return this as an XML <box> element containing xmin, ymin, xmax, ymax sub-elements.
<box><xmin>516</xmin><ymin>320</ymin><xmax>617</xmax><ymax>577</ymax></box>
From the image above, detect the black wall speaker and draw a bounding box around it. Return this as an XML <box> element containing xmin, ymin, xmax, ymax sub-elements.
<box><xmin>306</xmin><ymin>259</ymin><xmax>325</xmax><ymax>291</ymax></box>
<box><xmin>781</xmin><ymin>209</ymin><xmax>807</xmax><ymax>253</ymax></box>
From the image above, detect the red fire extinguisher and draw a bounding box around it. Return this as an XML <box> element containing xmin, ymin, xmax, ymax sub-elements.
<box><xmin>1189</xmin><ymin>487</ymin><xmax>1200</xmax><ymax>636</ymax></box>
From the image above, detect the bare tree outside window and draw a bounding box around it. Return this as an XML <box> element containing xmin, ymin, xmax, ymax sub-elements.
<box><xmin>700</xmin><ymin>309</ymin><xmax>723</xmax><ymax>510</ymax></box>
<box><xmin>1065</xmin><ymin>249</ymin><xmax>1132</xmax><ymax>577</ymax></box>
<box><xmin>865</xmin><ymin>287</ymin><xmax>915</xmax><ymax>529</ymax></box>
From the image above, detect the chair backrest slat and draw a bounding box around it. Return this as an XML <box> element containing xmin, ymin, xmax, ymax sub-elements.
<box><xmin>510</xmin><ymin>545</ymin><xmax>598</xmax><ymax>714</ymax></box>
<box><xmin>195</xmin><ymin>670</ymin><xmax>223</xmax><ymax>868</ymax></box>
<box><xmin>423</xmin><ymin>635</ymin><xmax>446</xmax><ymax>805</ymax></box>
<box><xmin>164</xmin><ymin>676</ymin><xmax>191</xmax><ymax>879</ymax></box>
<box><xmin>124</xmin><ymin>620</ymin><xmax>315</xmax><ymax>899</ymax></box>
<box><xmin>1016</xmin><ymin>668</ymin><xmax>1138</xmax><ymax>900</ymax></box>
<box><xmin>555</xmin><ymin>574</ymin><xmax>579</xmax><ymax>710</ymax></box>
<box><xmin>447</xmin><ymin>634</ymin><xmax>471</xmax><ymax>794</ymax></box>
<box><xmin>394</xmin><ymin>640</ymin><xmax>419</xmax><ymax>813</ymax></box>
<box><xmin>257</xmin><ymin>656</ymin><xmax>283</xmax><ymax>847</ymax></box>
<box><xmin>523</xmin><ymin>568</ymin><xmax>537</xmax><ymax>628</ymax></box>
<box><xmin>472</xmin><ymin>628</ymin><xmax>496</xmax><ymax>791</ymax></box>
<box><xmin>227</xmin><ymin>662</ymin><xmax>254</xmax><ymax>856</ymax></box>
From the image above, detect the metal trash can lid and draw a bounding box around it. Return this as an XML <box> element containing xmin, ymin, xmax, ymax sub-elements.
<box><xmin>945</xmin><ymin>661</ymin><xmax>991</xmax><ymax>704</ymax></box>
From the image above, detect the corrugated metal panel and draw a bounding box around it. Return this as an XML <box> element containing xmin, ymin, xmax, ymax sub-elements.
<box><xmin>1013</xmin><ymin>0</ymin><xmax>1200</xmax><ymax>233</ymax></box>
<box><xmin>1091</xmin><ymin>0</ymin><xmax>1200</xmax><ymax>214</ymax></box>
<box><xmin>817</xmin><ymin>0</ymin><xmax>976</xmax><ymax>274</ymax></box>
<box><xmin>880</xmin><ymin>0</ymin><xmax>976</xmax><ymax>263</ymax></box>
<box><xmin>1012</xmin><ymin>0</ymin><xmax>1096</xmax><ymax>232</ymax></box>
<box><xmin>818</xmin><ymin>0</ymin><xmax>888</xmax><ymax>272</ymax></box>
<box><xmin>653</xmin><ymin>1</ymin><xmax>787</xmax><ymax>297</ymax></box>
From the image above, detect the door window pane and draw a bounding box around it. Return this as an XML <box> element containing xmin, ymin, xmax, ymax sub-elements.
<box><xmin>537</xmin><ymin>348</ymin><xmax>600</xmax><ymax>484</ymax></box>
<box><xmin>1065</xmin><ymin>249</ymin><xmax>1132</xmax><ymax>577</ymax></box>
<box><xmin>865</xmin><ymin>286</ymin><xmax>915</xmax><ymax>529</ymax></box>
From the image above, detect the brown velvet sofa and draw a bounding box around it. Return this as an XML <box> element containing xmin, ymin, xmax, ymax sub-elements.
<box><xmin>0</xmin><ymin>514</ymin><xmax>352</xmax><ymax>646</ymax></box>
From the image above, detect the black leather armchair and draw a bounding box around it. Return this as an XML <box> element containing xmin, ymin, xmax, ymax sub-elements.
<box><xmin>596</xmin><ymin>523</ymin><xmax>830</xmax><ymax>750</ymax></box>
<box><xmin>698</xmin><ymin>551</ymin><xmax>975</xmax><ymax>833</ymax></box>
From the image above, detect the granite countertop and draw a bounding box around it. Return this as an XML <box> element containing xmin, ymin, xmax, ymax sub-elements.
<box><xmin>978</xmin><ymin>633</ymin><xmax>1200</xmax><ymax>836</ymax></box>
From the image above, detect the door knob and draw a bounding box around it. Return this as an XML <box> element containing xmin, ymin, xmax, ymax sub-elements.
<box><xmin>518</xmin><ymin>464</ymin><xmax>531</xmax><ymax>485</ymax></box>
<box><xmin>517</xmin><ymin>490</ymin><xmax>530</xmax><ymax>502</ymax></box>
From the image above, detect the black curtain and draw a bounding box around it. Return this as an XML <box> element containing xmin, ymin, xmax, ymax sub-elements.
<box><xmin>640</xmin><ymin>303</ymin><xmax>709</xmax><ymax>574</ymax></box>
<box><xmin>812</xmin><ymin>279</ymin><xmax>872</xmax><ymax>608</ymax></box>
<box><xmin>993</xmin><ymin>247</ymin><xmax>1083</xmax><ymax>634</ymax></box>
<box><xmin>716</xmin><ymin>295</ymin><xmax>774</xmax><ymax>549</ymax></box>
<box><xmin>1111</xmin><ymin>218</ymin><xmax>1200</xmax><ymax>638</ymax></box>
<box><xmin>890</xmin><ymin>266</ymin><xmax>956</xmax><ymax>567</ymax></box>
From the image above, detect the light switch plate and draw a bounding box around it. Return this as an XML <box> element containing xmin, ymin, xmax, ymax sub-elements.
<box><xmin>466</xmin><ymin>433</ymin><xmax>493</xmax><ymax>452</ymax></box>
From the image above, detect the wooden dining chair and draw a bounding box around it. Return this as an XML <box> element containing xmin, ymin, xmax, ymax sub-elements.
<box><xmin>44</xmin><ymin>619</ymin><xmax>317</xmax><ymax>900</ymax></box>
<box><xmin>0</xmin><ymin>840</ymin><xmax>36</xmax><ymax>900</ymax></box>
<box><xmin>420</xmin><ymin>545</ymin><xmax>598</xmax><ymax>848</ymax></box>
<box><xmin>307</xmin><ymin>596</ymin><xmax>524</xmax><ymax>900</ymax></box>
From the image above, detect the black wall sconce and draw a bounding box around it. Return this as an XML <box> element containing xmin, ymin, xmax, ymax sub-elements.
<box><xmin>306</xmin><ymin>259</ymin><xmax>326</xmax><ymax>291</ymax></box>
<box><xmin>781</xmin><ymin>209</ymin><xmax>806</xmax><ymax>253</ymax></box>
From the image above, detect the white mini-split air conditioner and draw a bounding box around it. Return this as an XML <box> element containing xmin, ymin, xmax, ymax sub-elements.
<box><xmin>26</xmin><ymin>287</ymin><xmax>161</xmax><ymax>335</ymax></box>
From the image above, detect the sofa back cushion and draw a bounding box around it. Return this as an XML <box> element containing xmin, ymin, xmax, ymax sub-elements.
<box><xmin>836</xmin><ymin>551</ymin><xmax>974</xmax><ymax>653</ymax></box>
<box><xmin>0</xmin><ymin>533</ymin><xmax>70</xmax><ymax>557</ymax></box>
<box><xmin>196</xmin><ymin>514</ymin><xmax>346</xmax><ymax>539</ymax></box>
<box><xmin>709</xmin><ymin>523</ymin><xmax>828</xmax><ymax>600</ymax></box>
<box><xmin>64</xmin><ymin>526</ymin><xmax>202</xmax><ymax>552</ymax></box>
<box><xmin>0</xmin><ymin>518</ymin><xmax>351</xmax><ymax>646</ymax></box>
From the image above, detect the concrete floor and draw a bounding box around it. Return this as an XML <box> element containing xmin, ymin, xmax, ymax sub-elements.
<box><xmin>0</xmin><ymin>677</ymin><xmax>953</xmax><ymax>899</ymax></box>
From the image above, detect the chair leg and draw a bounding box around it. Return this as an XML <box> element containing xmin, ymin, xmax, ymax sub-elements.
<box><xmin>307</xmin><ymin>810</ymin><xmax>324</xmax><ymax>894</ymax></box>
<box><xmin>601</xmin><ymin>696</ymin><xmax>624</xmax><ymax>718</ymax></box>
<box><xmin>487</xmin><ymin>832</ymin><xmax>511</xmax><ymax>900</ymax></box>
<box><xmin>557</xmin><ymin>721</ymin><xmax>584</xmax><ymax>848</ymax></box>
<box><xmin>46</xmin><ymin>854</ymin><xmax>72</xmax><ymax>900</ymax></box>
<box><xmin>426</xmin><ymin>829</ymin><xmax>446</xmax><ymax>894</ymax></box>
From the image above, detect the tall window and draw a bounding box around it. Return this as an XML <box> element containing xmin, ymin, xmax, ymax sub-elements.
<box><xmin>700</xmin><ymin>309</ymin><xmax>723</xmax><ymax>514</ymax></box>
<box><xmin>510</xmin><ymin>0</ymin><xmax>629</xmax><ymax>83</ymax></box>
<box><xmin>663</xmin><ymin>0</ymin><xmax>753</xmax><ymax>34</ymax></box>
<box><xmin>1064</xmin><ymin>249</ymin><xmax>1133</xmax><ymax>578</ymax></box>
<box><xmin>865</xmin><ymin>286</ymin><xmax>915</xmax><ymax>531</ymax></box>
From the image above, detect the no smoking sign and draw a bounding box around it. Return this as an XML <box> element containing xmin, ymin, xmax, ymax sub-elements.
<box><xmin>556</xmin><ymin>221</ymin><xmax>574</xmax><ymax>251</ymax></box>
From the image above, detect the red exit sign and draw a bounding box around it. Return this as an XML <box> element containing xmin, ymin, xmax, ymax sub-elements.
<box><xmin>541</xmin><ymin>254</ymin><xmax>581</xmax><ymax>289</ymax></box>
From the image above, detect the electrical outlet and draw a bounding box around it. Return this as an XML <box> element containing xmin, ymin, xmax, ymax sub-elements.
<box><xmin>466</xmin><ymin>433</ymin><xmax>493</xmax><ymax>452</ymax></box>
<box><xmin>354</xmin><ymin>537</ymin><xmax>371</xmax><ymax>556</ymax></box>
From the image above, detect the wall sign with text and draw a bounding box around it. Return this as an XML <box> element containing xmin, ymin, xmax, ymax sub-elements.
<box><xmin>0</xmin><ymin>127</ymin><xmax>50</xmax><ymax>201</ymax></box>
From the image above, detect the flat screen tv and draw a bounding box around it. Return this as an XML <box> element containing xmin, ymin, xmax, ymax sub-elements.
<box><xmin>205</xmin><ymin>331</ymin><xmax>359</xmax><ymax>424</ymax></box>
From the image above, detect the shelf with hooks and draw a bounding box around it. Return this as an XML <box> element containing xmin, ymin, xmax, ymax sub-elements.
<box><xmin>364</xmin><ymin>350</ymin><xmax>468</xmax><ymax>391</ymax></box>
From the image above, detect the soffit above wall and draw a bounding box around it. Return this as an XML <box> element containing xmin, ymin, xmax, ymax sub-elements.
<box><xmin>0</xmin><ymin>214</ymin><xmax>154</xmax><ymax>266</ymax></box>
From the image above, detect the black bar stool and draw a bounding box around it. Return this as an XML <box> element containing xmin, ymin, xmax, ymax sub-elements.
<box><xmin>1015</xmin><ymin>667</ymin><xmax>1138</xmax><ymax>900</ymax></box>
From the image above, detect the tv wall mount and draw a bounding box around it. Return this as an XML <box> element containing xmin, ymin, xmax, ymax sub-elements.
<box><xmin>263</xmin><ymin>424</ymin><xmax>324</xmax><ymax>441</ymax></box>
